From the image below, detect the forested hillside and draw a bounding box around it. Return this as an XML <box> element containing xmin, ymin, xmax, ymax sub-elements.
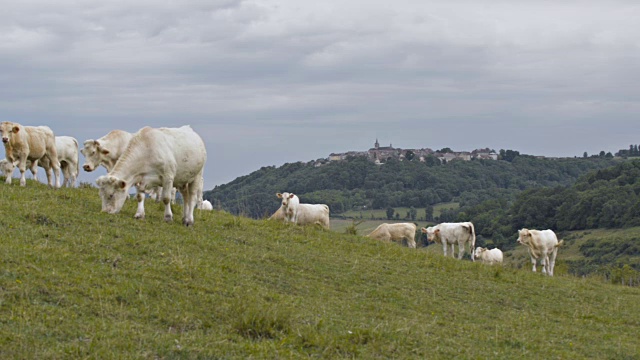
<box><xmin>206</xmin><ymin>154</ymin><xmax>615</xmax><ymax>220</ymax></box>
<box><xmin>465</xmin><ymin>160</ymin><xmax>640</xmax><ymax>248</ymax></box>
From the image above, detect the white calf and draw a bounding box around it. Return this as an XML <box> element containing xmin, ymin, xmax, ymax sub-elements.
<box><xmin>474</xmin><ymin>247</ymin><xmax>503</xmax><ymax>265</ymax></box>
<box><xmin>367</xmin><ymin>223</ymin><xmax>417</xmax><ymax>248</ymax></box>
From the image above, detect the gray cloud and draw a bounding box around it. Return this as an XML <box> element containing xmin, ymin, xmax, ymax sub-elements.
<box><xmin>1</xmin><ymin>0</ymin><xmax>639</xmax><ymax>188</ymax></box>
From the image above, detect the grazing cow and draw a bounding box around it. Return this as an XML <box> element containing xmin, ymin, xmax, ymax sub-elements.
<box><xmin>517</xmin><ymin>228</ymin><xmax>564</xmax><ymax>276</ymax></box>
<box><xmin>0</xmin><ymin>121</ymin><xmax>61</xmax><ymax>187</ymax></box>
<box><xmin>366</xmin><ymin>223</ymin><xmax>417</xmax><ymax>248</ymax></box>
<box><xmin>96</xmin><ymin>125</ymin><xmax>206</xmax><ymax>226</ymax></box>
<box><xmin>421</xmin><ymin>222</ymin><xmax>476</xmax><ymax>260</ymax></box>
<box><xmin>0</xmin><ymin>136</ymin><xmax>79</xmax><ymax>187</ymax></box>
<box><xmin>275</xmin><ymin>192</ymin><xmax>330</xmax><ymax>229</ymax></box>
<box><xmin>474</xmin><ymin>247</ymin><xmax>504</xmax><ymax>265</ymax></box>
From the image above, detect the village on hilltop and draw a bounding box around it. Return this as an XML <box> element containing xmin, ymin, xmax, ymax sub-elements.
<box><xmin>328</xmin><ymin>139</ymin><xmax>499</xmax><ymax>165</ymax></box>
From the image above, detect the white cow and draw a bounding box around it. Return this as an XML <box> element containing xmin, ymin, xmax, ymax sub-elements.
<box><xmin>81</xmin><ymin>130</ymin><xmax>134</xmax><ymax>172</ymax></box>
<box><xmin>0</xmin><ymin>136</ymin><xmax>79</xmax><ymax>187</ymax></box>
<box><xmin>81</xmin><ymin>130</ymin><xmax>153</xmax><ymax>215</ymax></box>
<box><xmin>268</xmin><ymin>205</ymin><xmax>285</xmax><ymax>221</ymax></box>
<box><xmin>366</xmin><ymin>223</ymin><xmax>417</xmax><ymax>248</ymax></box>
<box><xmin>275</xmin><ymin>192</ymin><xmax>330</xmax><ymax>229</ymax></box>
<box><xmin>199</xmin><ymin>199</ymin><xmax>213</xmax><ymax>210</ymax></box>
<box><xmin>96</xmin><ymin>125</ymin><xmax>206</xmax><ymax>226</ymax></box>
<box><xmin>517</xmin><ymin>228</ymin><xmax>564</xmax><ymax>276</ymax></box>
<box><xmin>0</xmin><ymin>121</ymin><xmax>61</xmax><ymax>187</ymax></box>
<box><xmin>421</xmin><ymin>222</ymin><xmax>476</xmax><ymax>261</ymax></box>
<box><xmin>474</xmin><ymin>247</ymin><xmax>504</xmax><ymax>265</ymax></box>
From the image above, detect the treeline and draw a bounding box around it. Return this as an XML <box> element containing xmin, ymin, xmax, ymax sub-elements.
<box><xmin>206</xmin><ymin>153</ymin><xmax>615</xmax><ymax>220</ymax></box>
<box><xmin>452</xmin><ymin>160</ymin><xmax>640</xmax><ymax>250</ymax></box>
<box><xmin>615</xmin><ymin>144</ymin><xmax>640</xmax><ymax>158</ymax></box>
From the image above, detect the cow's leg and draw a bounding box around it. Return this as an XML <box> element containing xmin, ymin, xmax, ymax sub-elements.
<box><xmin>161</xmin><ymin>180</ymin><xmax>174</xmax><ymax>222</ymax></box>
<box><xmin>134</xmin><ymin>187</ymin><xmax>146</xmax><ymax>219</ymax></box>
<box><xmin>442</xmin><ymin>243</ymin><xmax>448</xmax><ymax>257</ymax></box>
<box><xmin>18</xmin><ymin>159</ymin><xmax>29</xmax><ymax>186</ymax></box>
<box><xmin>457</xmin><ymin>241</ymin><xmax>465</xmax><ymax>260</ymax></box>
<box><xmin>182</xmin><ymin>180</ymin><xmax>199</xmax><ymax>226</ymax></box>
<box><xmin>549</xmin><ymin>249</ymin><xmax>559</xmax><ymax>277</ymax></box>
<box><xmin>531</xmin><ymin>256</ymin><xmax>537</xmax><ymax>272</ymax></box>
<box><xmin>449</xmin><ymin>243</ymin><xmax>455</xmax><ymax>257</ymax></box>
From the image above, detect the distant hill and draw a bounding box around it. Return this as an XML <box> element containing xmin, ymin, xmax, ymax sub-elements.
<box><xmin>205</xmin><ymin>154</ymin><xmax>616</xmax><ymax>219</ymax></box>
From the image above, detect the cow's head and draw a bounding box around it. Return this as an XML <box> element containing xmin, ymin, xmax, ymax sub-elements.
<box><xmin>422</xmin><ymin>226</ymin><xmax>441</xmax><ymax>244</ymax></box>
<box><xmin>474</xmin><ymin>247</ymin><xmax>486</xmax><ymax>259</ymax></box>
<box><xmin>276</xmin><ymin>192</ymin><xmax>296</xmax><ymax>208</ymax></box>
<box><xmin>96</xmin><ymin>175</ymin><xmax>130</xmax><ymax>213</ymax></box>
<box><xmin>517</xmin><ymin>229</ymin><xmax>531</xmax><ymax>245</ymax></box>
<box><xmin>0</xmin><ymin>158</ymin><xmax>16</xmax><ymax>177</ymax></box>
<box><xmin>0</xmin><ymin>122</ymin><xmax>19</xmax><ymax>144</ymax></box>
<box><xmin>81</xmin><ymin>140</ymin><xmax>111</xmax><ymax>172</ymax></box>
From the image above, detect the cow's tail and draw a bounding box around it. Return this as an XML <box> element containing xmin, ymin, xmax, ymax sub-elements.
<box><xmin>467</xmin><ymin>223</ymin><xmax>476</xmax><ymax>261</ymax></box>
<box><xmin>556</xmin><ymin>239</ymin><xmax>565</xmax><ymax>248</ymax></box>
<box><xmin>73</xmin><ymin>137</ymin><xmax>80</xmax><ymax>182</ymax></box>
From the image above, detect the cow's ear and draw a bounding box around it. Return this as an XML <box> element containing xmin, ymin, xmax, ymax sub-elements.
<box><xmin>12</xmin><ymin>126</ymin><xmax>19</xmax><ymax>133</ymax></box>
<box><xmin>118</xmin><ymin>180</ymin><xmax>126</xmax><ymax>189</ymax></box>
<box><xmin>289</xmin><ymin>193</ymin><xmax>295</xmax><ymax>199</ymax></box>
<box><xmin>101</xmin><ymin>149</ymin><xmax>110</xmax><ymax>155</ymax></box>
<box><xmin>435</xmin><ymin>229</ymin><xmax>440</xmax><ymax>234</ymax></box>
<box><xmin>276</xmin><ymin>193</ymin><xmax>283</xmax><ymax>198</ymax></box>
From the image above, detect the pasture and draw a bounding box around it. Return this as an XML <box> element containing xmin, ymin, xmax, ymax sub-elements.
<box><xmin>1</xmin><ymin>181</ymin><xmax>639</xmax><ymax>359</ymax></box>
<box><xmin>340</xmin><ymin>202</ymin><xmax>459</xmax><ymax>221</ymax></box>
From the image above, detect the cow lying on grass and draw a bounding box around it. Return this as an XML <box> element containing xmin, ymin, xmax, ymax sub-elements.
<box><xmin>474</xmin><ymin>247</ymin><xmax>503</xmax><ymax>265</ymax></box>
<box><xmin>275</xmin><ymin>192</ymin><xmax>330</xmax><ymax>229</ymax></box>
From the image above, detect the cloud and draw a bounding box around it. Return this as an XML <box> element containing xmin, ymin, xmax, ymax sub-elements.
<box><xmin>1</xmin><ymin>0</ymin><xmax>639</xmax><ymax>188</ymax></box>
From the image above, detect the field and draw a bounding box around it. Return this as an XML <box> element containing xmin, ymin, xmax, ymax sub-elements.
<box><xmin>1</xmin><ymin>181</ymin><xmax>639</xmax><ymax>359</ymax></box>
<box><xmin>340</xmin><ymin>202</ymin><xmax>459</xmax><ymax>221</ymax></box>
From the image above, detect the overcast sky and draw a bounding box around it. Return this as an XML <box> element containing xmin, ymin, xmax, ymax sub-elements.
<box><xmin>2</xmin><ymin>0</ymin><xmax>639</xmax><ymax>189</ymax></box>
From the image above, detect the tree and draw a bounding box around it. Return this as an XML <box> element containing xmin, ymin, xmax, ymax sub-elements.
<box><xmin>583</xmin><ymin>152</ymin><xmax>588</xmax><ymax>158</ymax></box>
<box><xmin>395</xmin><ymin>213</ymin><xmax>400</xmax><ymax>220</ymax></box>
<box><xmin>599</xmin><ymin>150</ymin><xmax>606</xmax><ymax>157</ymax></box>
<box><xmin>438</xmin><ymin>147</ymin><xmax>453</xmax><ymax>153</ymax></box>
<box><xmin>409</xmin><ymin>206</ymin><xmax>417</xmax><ymax>221</ymax></box>
<box><xmin>386</xmin><ymin>207</ymin><xmax>395</xmax><ymax>220</ymax></box>
<box><xmin>405</xmin><ymin>150</ymin><xmax>415</xmax><ymax>161</ymax></box>
<box><xmin>425</xmin><ymin>205</ymin><xmax>434</xmax><ymax>221</ymax></box>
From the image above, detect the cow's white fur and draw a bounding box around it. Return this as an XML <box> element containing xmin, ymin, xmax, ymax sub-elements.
<box><xmin>517</xmin><ymin>228</ymin><xmax>564</xmax><ymax>276</ymax></box>
<box><xmin>474</xmin><ymin>247</ymin><xmax>503</xmax><ymax>265</ymax></box>
<box><xmin>0</xmin><ymin>121</ymin><xmax>61</xmax><ymax>187</ymax></box>
<box><xmin>1</xmin><ymin>136</ymin><xmax>79</xmax><ymax>187</ymax></box>
<box><xmin>96</xmin><ymin>126</ymin><xmax>206</xmax><ymax>226</ymax></box>
<box><xmin>275</xmin><ymin>192</ymin><xmax>330</xmax><ymax>229</ymax></box>
<box><xmin>367</xmin><ymin>223</ymin><xmax>417</xmax><ymax>248</ymax></box>
<box><xmin>422</xmin><ymin>222</ymin><xmax>476</xmax><ymax>260</ymax></box>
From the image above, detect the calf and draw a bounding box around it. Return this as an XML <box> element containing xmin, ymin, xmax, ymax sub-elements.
<box><xmin>0</xmin><ymin>121</ymin><xmax>61</xmax><ymax>187</ymax></box>
<box><xmin>474</xmin><ymin>247</ymin><xmax>503</xmax><ymax>265</ymax></box>
<box><xmin>367</xmin><ymin>223</ymin><xmax>417</xmax><ymax>248</ymax></box>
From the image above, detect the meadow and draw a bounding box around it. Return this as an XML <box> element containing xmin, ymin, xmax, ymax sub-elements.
<box><xmin>1</xmin><ymin>181</ymin><xmax>639</xmax><ymax>359</ymax></box>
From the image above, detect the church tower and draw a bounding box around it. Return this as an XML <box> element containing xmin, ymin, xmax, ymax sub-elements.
<box><xmin>375</xmin><ymin>138</ymin><xmax>380</xmax><ymax>149</ymax></box>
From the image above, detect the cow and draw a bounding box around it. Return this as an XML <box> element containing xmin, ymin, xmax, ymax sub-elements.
<box><xmin>275</xmin><ymin>192</ymin><xmax>330</xmax><ymax>229</ymax></box>
<box><xmin>516</xmin><ymin>228</ymin><xmax>564</xmax><ymax>276</ymax></box>
<box><xmin>199</xmin><ymin>200</ymin><xmax>213</xmax><ymax>210</ymax></box>
<box><xmin>366</xmin><ymin>223</ymin><xmax>417</xmax><ymax>248</ymax></box>
<box><xmin>474</xmin><ymin>247</ymin><xmax>504</xmax><ymax>265</ymax></box>
<box><xmin>95</xmin><ymin>125</ymin><xmax>206</xmax><ymax>226</ymax></box>
<box><xmin>421</xmin><ymin>222</ymin><xmax>476</xmax><ymax>260</ymax></box>
<box><xmin>81</xmin><ymin>130</ymin><xmax>134</xmax><ymax>172</ymax></box>
<box><xmin>0</xmin><ymin>136</ymin><xmax>79</xmax><ymax>187</ymax></box>
<box><xmin>0</xmin><ymin>121</ymin><xmax>61</xmax><ymax>187</ymax></box>
<box><xmin>82</xmin><ymin>130</ymin><xmax>152</xmax><ymax>216</ymax></box>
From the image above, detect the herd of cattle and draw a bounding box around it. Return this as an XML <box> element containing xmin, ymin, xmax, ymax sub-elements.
<box><xmin>1</xmin><ymin>121</ymin><xmax>563</xmax><ymax>276</ymax></box>
<box><xmin>0</xmin><ymin>121</ymin><xmax>214</xmax><ymax>226</ymax></box>
<box><xmin>269</xmin><ymin>192</ymin><xmax>564</xmax><ymax>276</ymax></box>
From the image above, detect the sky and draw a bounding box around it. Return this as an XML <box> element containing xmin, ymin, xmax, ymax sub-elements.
<box><xmin>1</xmin><ymin>0</ymin><xmax>639</xmax><ymax>190</ymax></box>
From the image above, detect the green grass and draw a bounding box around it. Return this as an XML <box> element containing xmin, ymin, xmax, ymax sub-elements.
<box><xmin>340</xmin><ymin>202</ymin><xmax>459</xmax><ymax>221</ymax></box>
<box><xmin>1</xmin><ymin>181</ymin><xmax>639</xmax><ymax>359</ymax></box>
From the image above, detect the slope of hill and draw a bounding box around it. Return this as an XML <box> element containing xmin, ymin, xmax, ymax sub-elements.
<box><xmin>1</xmin><ymin>181</ymin><xmax>639</xmax><ymax>358</ymax></box>
<box><xmin>206</xmin><ymin>155</ymin><xmax>616</xmax><ymax>218</ymax></box>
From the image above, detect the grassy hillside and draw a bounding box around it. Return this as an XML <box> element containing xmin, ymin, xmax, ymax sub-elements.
<box><xmin>1</xmin><ymin>181</ymin><xmax>639</xmax><ymax>359</ymax></box>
